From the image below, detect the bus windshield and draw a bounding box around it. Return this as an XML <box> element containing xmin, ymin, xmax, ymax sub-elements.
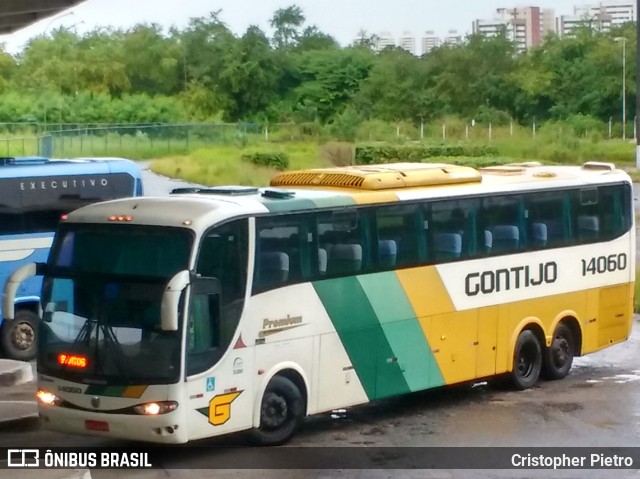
<box><xmin>38</xmin><ymin>225</ymin><xmax>193</xmax><ymax>384</ymax></box>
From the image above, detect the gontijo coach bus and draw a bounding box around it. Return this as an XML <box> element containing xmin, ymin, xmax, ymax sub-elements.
<box><xmin>0</xmin><ymin>156</ymin><xmax>143</xmax><ymax>360</ymax></box>
<box><xmin>4</xmin><ymin>161</ymin><xmax>633</xmax><ymax>444</ymax></box>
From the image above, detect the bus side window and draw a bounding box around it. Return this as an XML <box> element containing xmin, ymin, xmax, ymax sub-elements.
<box><xmin>374</xmin><ymin>204</ymin><xmax>422</xmax><ymax>268</ymax></box>
<box><xmin>479</xmin><ymin>196</ymin><xmax>523</xmax><ymax>254</ymax></box>
<box><xmin>254</xmin><ymin>215</ymin><xmax>311</xmax><ymax>292</ymax></box>
<box><xmin>195</xmin><ymin>219</ymin><xmax>248</xmax><ymax>363</ymax></box>
<box><xmin>318</xmin><ymin>209</ymin><xmax>370</xmax><ymax>277</ymax></box>
<box><xmin>526</xmin><ymin>192</ymin><xmax>563</xmax><ymax>249</ymax></box>
<box><xmin>429</xmin><ymin>199</ymin><xmax>476</xmax><ymax>261</ymax></box>
<box><xmin>572</xmin><ymin>188</ymin><xmax>601</xmax><ymax>243</ymax></box>
<box><xmin>593</xmin><ymin>184</ymin><xmax>631</xmax><ymax>241</ymax></box>
<box><xmin>186</xmin><ymin>286</ymin><xmax>221</xmax><ymax>376</ymax></box>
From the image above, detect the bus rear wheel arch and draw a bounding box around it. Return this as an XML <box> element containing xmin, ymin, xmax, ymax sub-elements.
<box><xmin>1</xmin><ymin>308</ymin><xmax>38</xmax><ymax>361</ymax></box>
<box><xmin>510</xmin><ymin>329</ymin><xmax>542</xmax><ymax>390</ymax></box>
<box><xmin>543</xmin><ymin>321</ymin><xmax>577</xmax><ymax>380</ymax></box>
<box><xmin>249</xmin><ymin>374</ymin><xmax>305</xmax><ymax>446</ymax></box>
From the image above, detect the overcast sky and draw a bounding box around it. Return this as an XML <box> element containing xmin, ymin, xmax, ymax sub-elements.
<box><xmin>1</xmin><ymin>0</ymin><xmax>583</xmax><ymax>53</ymax></box>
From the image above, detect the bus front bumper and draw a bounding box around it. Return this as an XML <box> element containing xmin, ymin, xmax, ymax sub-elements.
<box><xmin>38</xmin><ymin>404</ymin><xmax>188</xmax><ymax>444</ymax></box>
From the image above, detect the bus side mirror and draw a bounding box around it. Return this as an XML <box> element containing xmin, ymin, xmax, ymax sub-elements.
<box><xmin>3</xmin><ymin>263</ymin><xmax>46</xmax><ymax>320</ymax></box>
<box><xmin>160</xmin><ymin>270</ymin><xmax>191</xmax><ymax>332</ymax></box>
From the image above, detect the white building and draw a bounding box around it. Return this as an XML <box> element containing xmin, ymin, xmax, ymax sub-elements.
<box><xmin>399</xmin><ymin>31</ymin><xmax>417</xmax><ymax>55</ymax></box>
<box><xmin>558</xmin><ymin>1</ymin><xmax>635</xmax><ymax>37</ymax></box>
<box><xmin>374</xmin><ymin>31</ymin><xmax>396</xmax><ymax>51</ymax></box>
<box><xmin>421</xmin><ymin>30</ymin><xmax>441</xmax><ymax>55</ymax></box>
<box><xmin>444</xmin><ymin>29</ymin><xmax>463</xmax><ymax>45</ymax></box>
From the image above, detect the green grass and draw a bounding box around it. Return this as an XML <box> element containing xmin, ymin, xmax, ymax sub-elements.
<box><xmin>151</xmin><ymin>142</ymin><xmax>328</xmax><ymax>186</ymax></box>
<box><xmin>149</xmin><ymin>137</ymin><xmax>640</xmax><ymax>187</ymax></box>
<box><xmin>490</xmin><ymin>136</ymin><xmax>636</xmax><ymax>166</ymax></box>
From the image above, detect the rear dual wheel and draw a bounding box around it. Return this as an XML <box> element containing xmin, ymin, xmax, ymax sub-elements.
<box><xmin>510</xmin><ymin>330</ymin><xmax>542</xmax><ymax>390</ymax></box>
<box><xmin>543</xmin><ymin>323</ymin><xmax>575</xmax><ymax>380</ymax></box>
<box><xmin>510</xmin><ymin>324</ymin><xmax>575</xmax><ymax>390</ymax></box>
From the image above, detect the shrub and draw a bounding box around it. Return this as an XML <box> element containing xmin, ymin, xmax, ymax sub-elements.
<box><xmin>565</xmin><ymin>114</ymin><xmax>606</xmax><ymax>138</ymax></box>
<box><xmin>241</xmin><ymin>152</ymin><xmax>289</xmax><ymax>170</ymax></box>
<box><xmin>326</xmin><ymin>107</ymin><xmax>361</xmax><ymax>142</ymax></box>
<box><xmin>356</xmin><ymin>119</ymin><xmax>398</xmax><ymax>142</ymax></box>
<box><xmin>354</xmin><ymin>143</ymin><xmax>500</xmax><ymax>164</ymax></box>
<box><xmin>320</xmin><ymin>142</ymin><xmax>354</xmax><ymax>166</ymax></box>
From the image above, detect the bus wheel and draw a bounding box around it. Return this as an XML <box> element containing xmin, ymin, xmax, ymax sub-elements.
<box><xmin>543</xmin><ymin>323</ymin><xmax>574</xmax><ymax>380</ymax></box>
<box><xmin>510</xmin><ymin>330</ymin><xmax>541</xmax><ymax>390</ymax></box>
<box><xmin>250</xmin><ymin>376</ymin><xmax>304</xmax><ymax>446</ymax></box>
<box><xmin>0</xmin><ymin>310</ymin><xmax>38</xmax><ymax>361</ymax></box>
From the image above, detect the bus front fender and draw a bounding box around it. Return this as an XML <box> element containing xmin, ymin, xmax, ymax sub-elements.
<box><xmin>252</xmin><ymin>362</ymin><xmax>310</xmax><ymax>428</ymax></box>
<box><xmin>2</xmin><ymin>262</ymin><xmax>44</xmax><ymax>320</ymax></box>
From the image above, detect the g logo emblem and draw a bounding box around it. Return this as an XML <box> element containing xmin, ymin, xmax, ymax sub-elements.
<box><xmin>208</xmin><ymin>391</ymin><xmax>242</xmax><ymax>426</ymax></box>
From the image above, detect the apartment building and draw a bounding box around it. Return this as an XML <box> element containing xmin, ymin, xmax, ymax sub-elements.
<box><xmin>444</xmin><ymin>29</ymin><xmax>463</xmax><ymax>45</ymax></box>
<box><xmin>473</xmin><ymin>6</ymin><xmax>555</xmax><ymax>53</ymax></box>
<box><xmin>557</xmin><ymin>1</ymin><xmax>635</xmax><ymax>37</ymax></box>
<box><xmin>374</xmin><ymin>31</ymin><xmax>396</xmax><ymax>51</ymax></box>
<box><xmin>421</xmin><ymin>30</ymin><xmax>441</xmax><ymax>55</ymax></box>
<box><xmin>399</xmin><ymin>31</ymin><xmax>417</xmax><ymax>55</ymax></box>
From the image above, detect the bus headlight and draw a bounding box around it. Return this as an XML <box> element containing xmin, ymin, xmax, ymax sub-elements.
<box><xmin>132</xmin><ymin>401</ymin><xmax>178</xmax><ymax>415</ymax></box>
<box><xmin>36</xmin><ymin>389</ymin><xmax>62</xmax><ymax>406</ymax></box>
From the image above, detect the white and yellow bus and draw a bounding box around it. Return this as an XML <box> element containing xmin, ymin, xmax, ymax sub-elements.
<box><xmin>5</xmin><ymin>161</ymin><xmax>634</xmax><ymax>444</ymax></box>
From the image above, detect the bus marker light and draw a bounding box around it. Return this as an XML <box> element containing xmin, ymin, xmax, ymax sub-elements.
<box><xmin>257</xmin><ymin>369</ymin><xmax>265</xmax><ymax>375</ymax></box>
<box><xmin>60</xmin><ymin>214</ymin><xmax>68</xmax><ymax>220</ymax></box>
<box><xmin>57</xmin><ymin>353</ymin><xmax>88</xmax><ymax>368</ymax></box>
<box><xmin>107</xmin><ymin>215</ymin><xmax>133</xmax><ymax>222</ymax></box>
<box><xmin>85</xmin><ymin>420</ymin><xmax>109</xmax><ymax>432</ymax></box>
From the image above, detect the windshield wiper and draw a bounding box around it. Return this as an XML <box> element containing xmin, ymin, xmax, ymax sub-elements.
<box><xmin>95</xmin><ymin>322</ymin><xmax>131</xmax><ymax>383</ymax></box>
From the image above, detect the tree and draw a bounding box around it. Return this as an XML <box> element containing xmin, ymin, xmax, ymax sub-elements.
<box><xmin>292</xmin><ymin>47</ymin><xmax>374</xmax><ymax>122</ymax></box>
<box><xmin>296</xmin><ymin>26</ymin><xmax>338</xmax><ymax>51</ymax></box>
<box><xmin>422</xmin><ymin>33</ymin><xmax>518</xmax><ymax>120</ymax></box>
<box><xmin>355</xmin><ymin>48</ymin><xmax>435</xmax><ymax>122</ymax></box>
<box><xmin>0</xmin><ymin>45</ymin><xmax>17</xmax><ymax>93</ymax></box>
<box><xmin>351</xmin><ymin>30</ymin><xmax>379</xmax><ymax>51</ymax></box>
<box><xmin>270</xmin><ymin>5</ymin><xmax>305</xmax><ymax>49</ymax></box>
<box><xmin>179</xmin><ymin>11</ymin><xmax>238</xmax><ymax>116</ymax></box>
<box><xmin>121</xmin><ymin>24</ymin><xmax>180</xmax><ymax>95</ymax></box>
<box><xmin>218</xmin><ymin>26</ymin><xmax>282</xmax><ymax>120</ymax></box>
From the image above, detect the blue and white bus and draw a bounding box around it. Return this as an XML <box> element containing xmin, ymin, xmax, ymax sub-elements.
<box><xmin>0</xmin><ymin>156</ymin><xmax>143</xmax><ymax>360</ymax></box>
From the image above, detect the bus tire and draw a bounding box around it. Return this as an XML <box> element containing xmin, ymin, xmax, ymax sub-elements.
<box><xmin>510</xmin><ymin>330</ymin><xmax>541</xmax><ymax>390</ymax></box>
<box><xmin>0</xmin><ymin>309</ymin><xmax>38</xmax><ymax>361</ymax></box>
<box><xmin>542</xmin><ymin>323</ymin><xmax>574</xmax><ymax>380</ymax></box>
<box><xmin>250</xmin><ymin>375</ymin><xmax>304</xmax><ymax>446</ymax></box>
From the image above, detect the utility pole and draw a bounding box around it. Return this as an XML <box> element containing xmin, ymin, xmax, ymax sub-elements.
<box><xmin>636</xmin><ymin>0</ymin><xmax>640</xmax><ymax>167</ymax></box>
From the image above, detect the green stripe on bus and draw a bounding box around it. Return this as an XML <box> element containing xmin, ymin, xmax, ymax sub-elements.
<box><xmin>261</xmin><ymin>195</ymin><xmax>355</xmax><ymax>213</ymax></box>
<box><xmin>358</xmin><ymin>272</ymin><xmax>445</xmax><ymax>391</ymax></box>
<box><xmin>262</xmin><ymin>198</ymin><xmax>318</xmax><ymax>213</ymax></box>
<box><xmin>310</xmin><ymin>196</ymin><xmax>357</xmax><ymax>209</ymax></box>
<box><xmin>313</xmin><ymin>276</ymin><xmax>411</xmax><ymax>400</ymax></box>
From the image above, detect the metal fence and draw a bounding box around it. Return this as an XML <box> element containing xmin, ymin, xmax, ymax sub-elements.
<box><xmin>47</xmin><ymin>123</ymin><xmax>262</xmax><ymax>158</ymax></box>
<box><xmin>0</xmin><ymin>136</ymin><xmax>43</xmax><ymax>157</ymax></box>
<box><xmin>0</xmin><ymin>121</ymin><xmax>635</xmax><ymax>160</ymax></box>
